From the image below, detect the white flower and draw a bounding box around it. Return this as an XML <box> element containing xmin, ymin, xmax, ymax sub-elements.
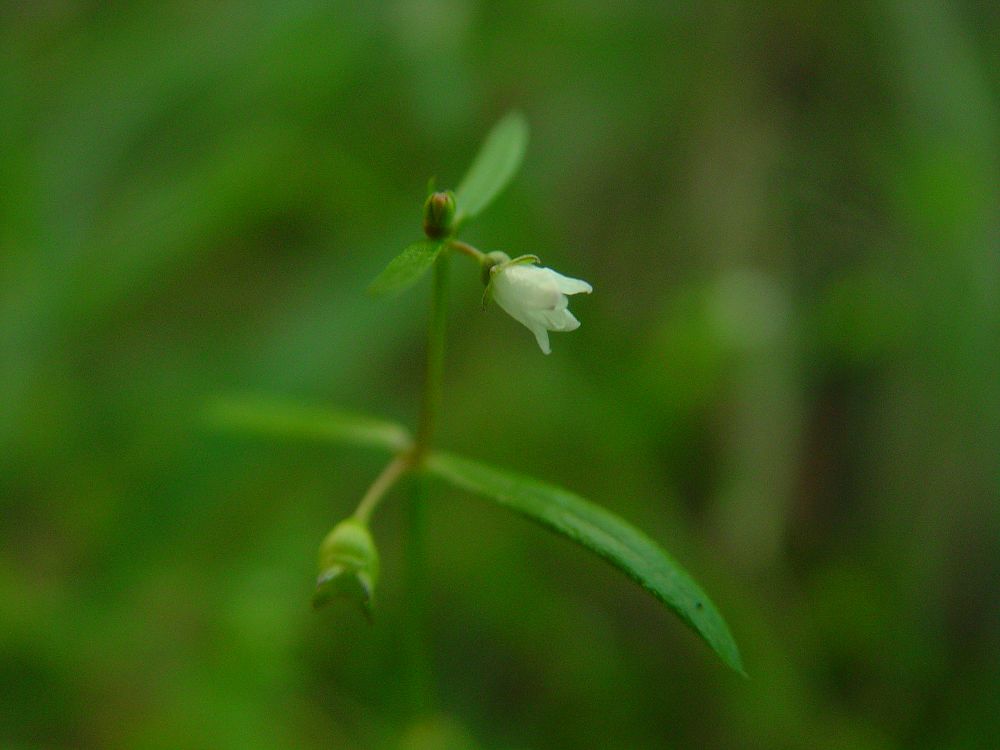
<box><xmin>489</xmin><ymin>260</ymin><xmax>593</xmax><ymax>354</ymax></box>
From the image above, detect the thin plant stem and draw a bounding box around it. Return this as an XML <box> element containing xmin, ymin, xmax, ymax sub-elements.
<box><xmin>401</xmin><ymin>251</ymin><xmax>450</xmax><ymax>718</ymax></box>
<box><xmin>414</xmin><ymin>251</ymin><xmax>450</xmax><ymax>460</ymax></box>
<box><xmin>350</xmin><ymin>251</ymin><xmax>451</xmax><ymax>522</ymax></box>
<box><xmin>353</xmin><ymin>453</ymin><xmax>410</xmax><ymax>524</ymax></box>
<box><xmin>347</xmin><ymin>251</ymin><xmax>449</xmax><ymax>716</ymax></box>
<box><xmin>403</xmin><ymin>473</ymin><xmax>434</xmax><ymax>716</ymax></box>
<box><xmin>448</xmin><ymin>239</ymin><xmax>486</xmax><ymax>262</ymax></box>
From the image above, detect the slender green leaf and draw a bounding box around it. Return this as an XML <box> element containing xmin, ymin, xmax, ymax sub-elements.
<box><xmin>424</xmin><ymin>451</ymin><xmax>744</xmax><ymax>673</ymax></box>
<box><xmin>455</xmin><ymin>111</ymin><xmax>528</xmax><ymax>222</ymax></box>
<box><xmin>205</xmin><ymin>395</ymin><xmax>411</xmax><ymax>453</ymax></box>
<box><xmin>368</xmin><ymin>240</ymin><xmax>444</xmax><ymax>297</ymax></box>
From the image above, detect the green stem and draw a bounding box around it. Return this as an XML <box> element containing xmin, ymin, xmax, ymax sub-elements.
<box><xmin>403</xmin><ymin>474</ymin><xmax>434</xmax><ymax>716</ymax></box>
<box><xmin>448</xmin><ymin>239</ymin><xmax>486</xmax><ymax>262</ymax></box>
<box><xmin>414</xmin><ymin>251</ymin><xmax>450</xmax><ymax>460</ymax></box>
<box><xmin>350</xmin><ymin>252</ymin><xmax>450</xmax><ymax>523</ymax></box>
<box><xmin>353</xmin><ymin>454</ymin><xmax>410</xmax><ymax>524</ymax></box>
<box><xmin>400</xmin><ymin>252</ymin><xmax>449</xmax><ymax>718</ymax></box>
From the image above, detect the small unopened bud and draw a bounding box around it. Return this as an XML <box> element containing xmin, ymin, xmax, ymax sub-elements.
<box><xmin>313</xmin><ymin>518</ymin><xmax>380</xmax><ymax>616</ymax></box>
<box><xmin>422</xmin><ymin>190</ymin><xmax>456</xmax><ymax>238</ymax></box>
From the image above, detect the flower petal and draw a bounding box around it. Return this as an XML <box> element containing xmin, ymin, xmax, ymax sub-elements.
<box><xmin>492</xmin><ymin>288</ymin><xmax>536</xmax><ymax>330</ymax></box>
<box><xmin>493</xmin><ymin>266</ymin><xmax>561</xmax><ymax>310</ymax></box>
<box><xmin>489</xmin><ymin>260</ymin><xmax>591</xmax><ymax>354</ymax></box>
<box><xmin>539</xmin><ymin>308</ymin><xmax>579</xmax><ymax>331</ymax></box>
<box><xmin>530</xmin><ymin>325</ymin><xmax>552</xmax><ymax>354</ymax></box>
<box><xmin>542</xmin><ymin>268</ymin><xmax>592</xmax><ymax>295</ymax></box>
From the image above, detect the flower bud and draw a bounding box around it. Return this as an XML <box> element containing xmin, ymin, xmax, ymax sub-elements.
<box><xmin>313</xmin><ymin>518</ymin><xmax>380</xmax><ymax>616</ymax></box>
<box><xmin>422</xmin><ymin>190</ymin><xmax>456</xmax><ymax>238</ymax></box>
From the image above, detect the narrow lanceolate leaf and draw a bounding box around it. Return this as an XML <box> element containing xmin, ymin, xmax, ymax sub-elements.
<box><xmin>455</xmin><ymin>111</ymin><xmax>528</xmax><ymax>222</ymax></box>
<box><xmin>206</xmin><ymin>396</ymin><xmax>411</xmax><ymax>453</ymax></box>
<box><xmin>368</xmin><ymin>240</ymin><xmax>444</xmax><ymax>297</ymax></box>
<box><xmin>424</xmin><ymin>451</ymin><xmax>744</xmax><ymax>674</ymax></box>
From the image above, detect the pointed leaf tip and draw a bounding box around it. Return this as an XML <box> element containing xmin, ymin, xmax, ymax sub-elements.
<box><xmin>455</xmin><ymin>111</ymin><xmax>529</xmax><ymax>222</ymax></box>
<box><xmin>368</xmin><ymin>240</ymin><xmax>445</xmax><ymax>297</ymax></box>
<box><xmin>424</xmin><ymin>451</ymin><xmax>744</xmax><ymax>673</ymax></box>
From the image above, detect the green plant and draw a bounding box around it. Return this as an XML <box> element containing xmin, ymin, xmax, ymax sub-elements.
<box><xmin>209</xmin><ymin>112</ymin><xmax>743</xmax><ymax>679</ymax></box>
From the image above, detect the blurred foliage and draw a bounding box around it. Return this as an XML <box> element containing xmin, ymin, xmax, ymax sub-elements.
<box><xmin>2</xmin><ymin>1</ymin><xmax>998</xmax><ymax>748</ymax></box>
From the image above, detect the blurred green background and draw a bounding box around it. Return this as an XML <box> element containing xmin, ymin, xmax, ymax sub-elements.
<box><xmin>3</xmin><ymin>1</ymin><xmax>998</xmax><ymax>748</ymax></box>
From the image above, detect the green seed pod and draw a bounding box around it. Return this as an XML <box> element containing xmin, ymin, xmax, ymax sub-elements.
<box><xmin>422</xmin><ymin>190</ymin><xmax>456</xmax><ymax>239</ymax></box>
<box><xmin>313</xmin><ymin>518</ymin><xmax>380</xmax><ymax>616</ymax></box>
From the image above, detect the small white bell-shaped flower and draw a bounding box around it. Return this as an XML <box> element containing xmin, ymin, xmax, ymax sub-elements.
<box><xmin>487</xmin><ymin>254</ymin><xmax>593</xmax><ymax>354</ymax></box>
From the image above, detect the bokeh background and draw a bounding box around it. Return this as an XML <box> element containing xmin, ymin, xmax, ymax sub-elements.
<box><xmin>3</xmin><ymin>2</ymin><xmax>998</xmax><ymax>748</ymax></box>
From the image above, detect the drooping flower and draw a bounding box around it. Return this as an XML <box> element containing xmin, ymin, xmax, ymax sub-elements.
<box><xmin>487</xmin><ymin>255</ymin><xmax>592</xmax><ymax>354</ymax></box>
